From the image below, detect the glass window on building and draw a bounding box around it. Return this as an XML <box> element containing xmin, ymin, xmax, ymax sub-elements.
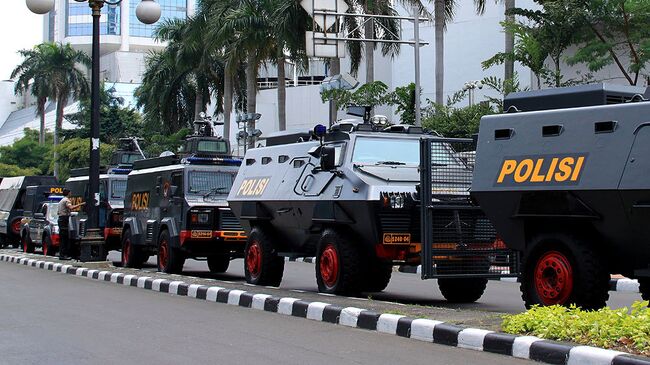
<box><xmin>130</xmin><ymin>0</ymin><xmax>188</xmax><ymax>38</ymax></box>
<box><xmin>66</xmin><ymin>0</ymin><xmax>121</xmax><ymax>37</ymax></box>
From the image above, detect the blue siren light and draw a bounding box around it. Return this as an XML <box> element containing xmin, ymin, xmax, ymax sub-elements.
<box><xmin>186</xmin><ymin>156</ymin><xmax>243</xmax><ymax>166</ymax></box>
<box><xmin>110</xmin><ymin>168</ymin><xmax>132</xmax><ymax>175</ymax></box>
<box><xmin>48</xmin><ymin>195</ymin><xmax>64</xmax><ymax>201</ymax></box>
<box><xmin>314</xmin><ymin>124</ymin><xmax>327</xmax><ymax>138</ymax></box>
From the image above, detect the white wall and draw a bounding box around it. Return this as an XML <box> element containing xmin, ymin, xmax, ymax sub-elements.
<box><xmin>0</xmin><ymin>81</ymin><xmax>20</xmax><ymax>125</ymax></box>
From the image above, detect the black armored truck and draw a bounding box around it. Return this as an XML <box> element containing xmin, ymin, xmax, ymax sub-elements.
<box><xmin>0</xmin><ymin>176</ymin><xmax>59</xmax><ymax>248</ymax></box>
<box><xmin>121</xmin><ymin>121</ymin><xmax>246</xmax><ymax>273</ymax></box>
<box><xmin>472</xmin><ymin>83</ymin><xmax>650</xmax><ymax>309</ymax></box>
<box><xmin>228</xmin><ymin>120</ymin><xmax>517</xmax><ymax>300</ymax></box>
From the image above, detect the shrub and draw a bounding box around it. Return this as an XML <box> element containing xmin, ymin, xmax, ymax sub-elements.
<box><xmin>502</xmin><ymin>302</ymin><xmax>650</xmax><ymax>356</ymax></box>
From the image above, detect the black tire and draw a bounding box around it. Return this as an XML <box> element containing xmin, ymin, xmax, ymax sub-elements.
<box><xmin>42</xmin><ymin>235</ymin><xmax>57</xmax><ymax>257</ymax></box>
<box><xmin>520</xmin><ymin>233</ymin><xmax>609</xmax><ymax>310</ymax></box>
<box><xmin>207</xmin><ymin>254</ymin><xmax>230</xmax><ymax>273</ymax></box>
<box><xmin>122</xmin><ymin>228</ymin><xmax>144</xmax><ymax>268</ymax></box>
<box><xmin>244</xmin><ymin>226</ymin><xmax>284</xmax><ymax>286</ymax></box>
<box><xmin>639</xmin><ymin>277</ymin><xmax>650</xmax><ymax>301</ymax></box>
<box><xmin>21</xmin><ymin>233</ymin><xmax>34</xmax><ymax>254</ymax></box>
<box><xmin>157</xmin><ymin>230</ymin><xmax>184</xmax><ymax>274</ymax></box>
<box><xmin>316</xmin><ymin>229</ymin><xmax>365</xmax><ymax>295</ymax></box>
<box><xmin>438</xmin><ymin>277</ymin><xmax>488</xmax><ymax>303</ymax></box>
<box><xmin>363</xmin><ymin>261</ymin><xmax>392</xmax><ymax>292</ymax></box>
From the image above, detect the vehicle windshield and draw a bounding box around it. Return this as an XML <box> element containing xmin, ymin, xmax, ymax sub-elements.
<box><xmin>352</xmin><ymin>137</ymin><xmax>462</xmax><ymax>167</ymax></box>
<box><xmin>188</xmin><ymin>171</ymin><xmax>234</xmax><ymax>195</ymax></box>
<box><xmin>111</xmin><ymin>180</ymin><xmax>127</xmax><ymax>199</ymax></box>
<box><xmin>197</xmin><ymin>141</ymin><xmax>228</xmax><ymax>154</ymax></box>
<box><xmin>121</xmin><ymin>153</ymin><xmax>143</xmax><ymax>164</ymax></box>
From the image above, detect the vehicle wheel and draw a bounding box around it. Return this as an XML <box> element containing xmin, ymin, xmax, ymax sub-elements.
<box><xmin>157</xmin><ymin>230</ymin><xmax>184</xmax><ymax>274</ymax></box>
<box><xmin>244</xmin><ymin>226</ymin><xmax>284</xmax><ymax>286</ymax></box>
<box><xmin>316</xmin><ymin>229</ymin><xmax>365</xmax><ymax>295</ymax></box>
<box><xmin>43</xmin><ymin>236</ymin><xmax>57</xmax><ymax>257</ymax></box>
<box><xmin>639</xmin><ymin>278</ymin><xmax>650</xmax><ymax>301</ymax></box>
<box><xmin>207</xmin><ymin>254</ymin><xmax>230</xmax><ymax>273</ymax></box>
<box><xmin>438</xmin><ymin>277</ymin><xmax>488</xmax><ymax>303</ymax></box>
<box><xmin>122</xmin><ymin>229</ymin><xmax>144</xmax><ymax>269</ymax></box>
<box><xmin>521</xmin><ymin>233</ymin><xmax>609</xmax><ymax>310</ymax></box>
<box><xmin>363</xmin><ymin>260</ymin><xmax>392</xmax><ymax>292</ymax></box>
<box><xmin>21</xmin><ymin>233</ymin><xmax>34</xmax><ymax>254</ymax></box>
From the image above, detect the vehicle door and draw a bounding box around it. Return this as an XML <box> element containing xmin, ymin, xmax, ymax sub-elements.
<box><xmin>31</xmin><ymin>203</ymin><xmax>48</xmax><ymax>244</ymax></box>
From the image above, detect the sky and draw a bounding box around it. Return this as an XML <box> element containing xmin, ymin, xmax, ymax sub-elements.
<box><xmin>0</xmin><ymin>2</ymin><xmax>44</xmax><ymax>80</ymax></box>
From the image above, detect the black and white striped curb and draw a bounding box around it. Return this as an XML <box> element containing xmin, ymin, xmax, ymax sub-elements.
<box><xmin>3</xmin><ymin>253</ymin><xmax>649</xmax><ymax>365</ymax></box>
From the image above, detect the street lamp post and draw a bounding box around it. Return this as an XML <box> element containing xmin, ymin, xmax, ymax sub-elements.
<box><xmin>26</xmin><ymin>0</ymin><xmax>161</xmax><ymax>235</ymax></box>
<box><xmin>463</xmin><ymin>80</ymin><xmax>483</xmax><ymax>107</ymax></box>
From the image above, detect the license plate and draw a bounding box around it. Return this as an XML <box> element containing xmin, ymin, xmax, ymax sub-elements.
<box><xmin>383</xmin><ymin>233</ymin><xmax>411</xmax><ymax>245</ymax></box>
<box><xmin>191</xmin><ymin>230</ymin><xmax>212</xmax><ymax>239</ymax></box>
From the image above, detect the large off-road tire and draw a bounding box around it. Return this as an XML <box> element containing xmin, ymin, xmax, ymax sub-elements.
<box><xmin>639</xmin><ymin>277</ymin><xmax>650</xmax><ymax>301</ymax></box>
<box><xmin>21</xmin><ymin>233</ymin><xmax>34</xmax><ymax>254</ymax></box>
<box><xmin>521</xmin><ymin>233</ymin><xmax>609</xmax><ymax>310</ymax></box>
<box><xmin>244</xmin><ymin>226</ymin><xmax>284</xmax><ymax>286</ymax></box>
<box><xmin>157</xmin><ymin>230</ymin><xmax>184</xmax><ymax>274</ymax></box>
<box><xmin>438</xmin><ymin>277</ymin><xmax>488</xmax><ymax>303</ymax></box>
<box><xmin>42</xmin><ymin>235</ymin><xmax>57</xmax><ymax>257</ymax></box>
<box><xmin>316</xmin><ymin>229</ymin><xmax>365</xmax><ymax>295</ymax></box>
<box><xmin>122</xmin><ymin>229</ymin><xmax>145</xmax><ymax>269</ymax></box>
<box><xmin>207</xmin><ymin>254</ymin><xmax>230</xmax><ymax>273</ymax></box>
<box><xmin>363</xmin><ymin>261</ymin><xmax>393</xmax><ymax>292</ymax></box>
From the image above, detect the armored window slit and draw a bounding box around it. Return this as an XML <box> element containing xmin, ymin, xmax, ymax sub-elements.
<box><xmin>278</xmin><ymin>155</ymin><xmax>289</xmax><ymax>163</ymax></box>
<box><xmin>262</xmin><ymin>157</ymin><xmax>272</xmax><ymax>165</ymax></box>
<box><xmin>494</xmin><ymin>129</ymin><xmax>514</xmax><ymax>140</ymax></box>
<box><xmin>542</xmin><ymin>125</ymin><xmax>563</xmax><ymax>137</ymax></box>
<box><xmin>595</xmin><ymin>121</ymin><xmax>617</xmax><ymax>134</ymax></box>
<box><xmin>245</xmin><ymin>158</ymin><xmax>255</xmax><ymax>166</ymax></box>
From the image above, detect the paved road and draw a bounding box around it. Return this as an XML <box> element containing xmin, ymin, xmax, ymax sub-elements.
<box><xmin>107</xmin><ymin>251</ymin><xmax>644</xmax><ymax>314</ymax></box>
<box><xmin>0</xmin><ymin>262</ymin><xmax>531</xmax><ymax>365</ymax></box>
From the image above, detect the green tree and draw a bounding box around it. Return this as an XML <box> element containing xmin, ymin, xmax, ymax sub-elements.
<box><xmin>55</xmin><ymin>138</ymin><xmax>115</xmax><ymax>182</ymax></box>
<box><xmin>0</xmin><ymin>129</ymin><xmax>53</xmax><ymax>175</ymax></box>
<box><xmin>64</xmin><ymin>84</ymin><xmax>143</xmax><ymax>144</ymax></box>
<box><xmin>391</xmin><ymin>83</ymin><xmax>417</xmax><ymax>125</ymax></box>
<box><xmin>321</xmin><ymin>81</ymin><xmax>393</xmax><ymax>111</ymax></box>
<box><xmin>0</xmin><ymin>164</ymin><xmax>41</xmax><ymax>177</ymax></box>
<box><xmin>422</xmin><ymin>102</ymin><xmax>496</xmax><ymax>138</ymax></box>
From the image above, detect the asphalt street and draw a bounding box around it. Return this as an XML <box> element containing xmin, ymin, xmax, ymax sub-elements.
<box><xmin>106</xmin><ymin>251</ymin><xmax>644</xmax><ymax>314</ymax></box>
<box><xmin>0</xmin><ymin>262</ymin><xmax>532</xmax><ymax>365</ymax></box>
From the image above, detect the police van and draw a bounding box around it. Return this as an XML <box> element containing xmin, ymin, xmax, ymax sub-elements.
<box><xmin>121</xmin><ymin>122</ymin><xmax>246</xmax><ymax>274</ymax></box>
<box><xmin>19</xmin><ymin>193</ymin><xmax>65</xmax><ymax>255</ymax></box>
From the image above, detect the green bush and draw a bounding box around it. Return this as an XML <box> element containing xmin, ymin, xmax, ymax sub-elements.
<box><xmin>502</xmin><ymin>302</ymin><xmax>650</xmax><ymax>356</ymax></box>
<box><xmin>422</xmin><ymin>102</ymin><xmax>496</xmax><ymax>139</ymax></box>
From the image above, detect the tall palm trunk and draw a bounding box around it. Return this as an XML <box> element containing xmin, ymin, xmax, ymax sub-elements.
<box><xmin>329</xmin><ymin>58</ymin><xmax>341</xmax><ymax>126</ymax></box>
<box><xmin>504</xmin><ymin>0</ymin><xmax>515</xmax><ymax>81</ymax></box>
<box><xmin>245</xmin><ymin>55</ymin><xmax>257</xmax><ymax>149</ymax></box>
<box><xmin>194</xmin><ymin>92</ymin><xmax>203</xmax><ymax>122</ymax></box>
<box><xmin>277</xmin><ymin>56</ymin><xmax>287</xmax><ymax>131</ymax></box>
<box><xmin>37</xmin><ymin>96</ymin><xmax>46</xmax><ymax>145</ymax></box>
<box><xmin>223</xmin><ymin>71</ymin><xmax>233</xmax><ymax>142</ymax></box>
<box><xmin>54</xmin><ymin>93</ymin><xmax>68</xmax><ymax>179</ymax></box>
<box><xmin>364</xmin><ymin>2</ymin><xmax>374</xmax><ymax>83</ymax></box>
<box><xmin>434</xmin><ymin>0</ymin><xmax>445</xmax><ymax>105</ymax></box>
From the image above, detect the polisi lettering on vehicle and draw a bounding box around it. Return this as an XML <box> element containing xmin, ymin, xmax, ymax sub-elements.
<box><xmin>236</xmin><ymin>177</ymin><xmax>270</xmax><ymax>197</ymax></box>
<box><xmin>495</xmin><ymin>154</ymin><xmax>587</xmax><ymax>186</ymax></box>
<box><xmin>131</xmin><ymin>191</ymin><xmax>150</xmax><ymax>211</ymax></box>
<box><xmin>49</xmin><ymin>187</ymin><xmax>63</xmax><ymax>194</ymax></box>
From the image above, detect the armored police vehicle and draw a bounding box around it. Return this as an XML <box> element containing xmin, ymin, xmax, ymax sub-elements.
<box><xmin>472</xmin><ymin>83</ymin><xmax>650</xmax><ymax>309</ymax></box>
<box><xmin>0</xmin><ymin>176</ymin><xmax>59</xmax><ymax>248</ymax></box>
<box><xmin>229</xmin><ymin>121</ymin><xmax>516</xmax><ymax>300</ymax></box>
<box><xmin>65</xmin><ymin>138</ymin><xmax>145</xmax><ymax>254</ymax></box>
<box><xmin>20</xmin><ymin>194</ymin><xmax>64</xmax><ymax>256</ymax></box>
<box><xmin>122</xmin><ymin>121</ymin><xmax>246</xmax><ymax>274</ymax></box>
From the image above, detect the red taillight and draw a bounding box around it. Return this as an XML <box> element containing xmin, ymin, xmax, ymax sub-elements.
<box><xmin>11</xmin><ymin>220</ymin><xmax>21</xmax><ymax>234</ymax></box>
<box><xmin>493</xmin><ymin>236</ymin><xmax>507</xmax><ymax>249</ymax></box>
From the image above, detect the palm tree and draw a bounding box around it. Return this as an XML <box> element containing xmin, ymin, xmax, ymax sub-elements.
<box><xmin>11</xmin><ymin>48</ymin><xmax>52</xmax><ymax>145</ymax></box>
<box><xmin>11</xmin><ymin>43</ymin><xmax>89</xmax><ymax>177</ymax></box>
<box><xmin>433</xmin><ymin>0</ymin><xmax>486</xmax><ymax>104</ymax></box>
<box><xmin>504</xmin><ymin>0</ymin><xmax>515</xmax><ymax>81</ymax></box>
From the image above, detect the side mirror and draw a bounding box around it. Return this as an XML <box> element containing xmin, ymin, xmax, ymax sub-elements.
<box><xmin>320</xmin><ymin>146</ymin><xmax>336</xmax><ymax>171</ymax></box>
<box><xmin>34</xmin><ymin>213</ymin><xmax>44</xmax><ymax>219</ymax></box>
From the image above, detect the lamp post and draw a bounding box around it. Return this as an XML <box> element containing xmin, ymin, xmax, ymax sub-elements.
<box><xmin>463</xmin><ymin>80</ymin><xmax>483</xmax><ymax>107</ymax></box>
<box><xmin>26</xmin><ymin>0</ymin><xmax>161</xmax><ymax>235</ymax></box>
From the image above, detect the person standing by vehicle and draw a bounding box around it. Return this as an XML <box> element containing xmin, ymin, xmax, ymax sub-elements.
<box><xmin>57</xmin><ymin>189</ymin><xmax>84</xmax><ymax>260</ymax></box>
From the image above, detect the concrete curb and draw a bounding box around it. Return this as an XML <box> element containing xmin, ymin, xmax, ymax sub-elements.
<box><xmin>4</xmin><ymin>253</ymin><xmax>649</xmax><ymax>365</ymax></box>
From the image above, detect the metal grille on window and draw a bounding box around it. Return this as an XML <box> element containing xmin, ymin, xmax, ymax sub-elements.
<box><xmin>420</xmin><ymin>138</ymin><xmax>520</xmax><ymax>279</ymax></box>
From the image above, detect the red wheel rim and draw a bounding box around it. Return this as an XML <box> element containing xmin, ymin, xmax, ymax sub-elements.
<box><xmin>122</xmin><ymin>239</ymin><xmax>130</xmax><ymax>265</ymax></box>
<box><xmin>246</xmin><ymin>240</ymin><xmax>262</xmax><ymax>279</ymax></box>
<box><xmin>534</xmin><ymin>251</ymin><xmax>573</xmax><ymax>305</ymax></box>
<box><xmin>22</xmin><ymin>237</ymin><xmax>27</xmax><ymax>253</ymax></box>
<box><xmin>159</xmin><ymin>239</ymin><xmax>169</xmax><ymax>271</ymax></box>
<box><xmin>320</xmin><ymin>244</ymin><xmax>339</xmax><ymax>288</ymax></box>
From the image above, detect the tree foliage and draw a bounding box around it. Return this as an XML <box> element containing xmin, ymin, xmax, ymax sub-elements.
<box><xmin>422</xmin><ymin>102</ymin><xmax>496</xmax><ymax>139</ymax></box>
<box><xmin>0</xmin><ymin>129</ymin><xmax>53</xmax><ymax>175</ymax></box>
<box><xmin>54</xmin><ymin>138</ymin><xmax>116</xmax><ymax>182</ymax></box>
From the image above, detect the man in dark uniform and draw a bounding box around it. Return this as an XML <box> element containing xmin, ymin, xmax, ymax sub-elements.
<box><xmin>57</xmin><ymin>189</ymin><xmax>84</xmax><ymax>260</ymax></box>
